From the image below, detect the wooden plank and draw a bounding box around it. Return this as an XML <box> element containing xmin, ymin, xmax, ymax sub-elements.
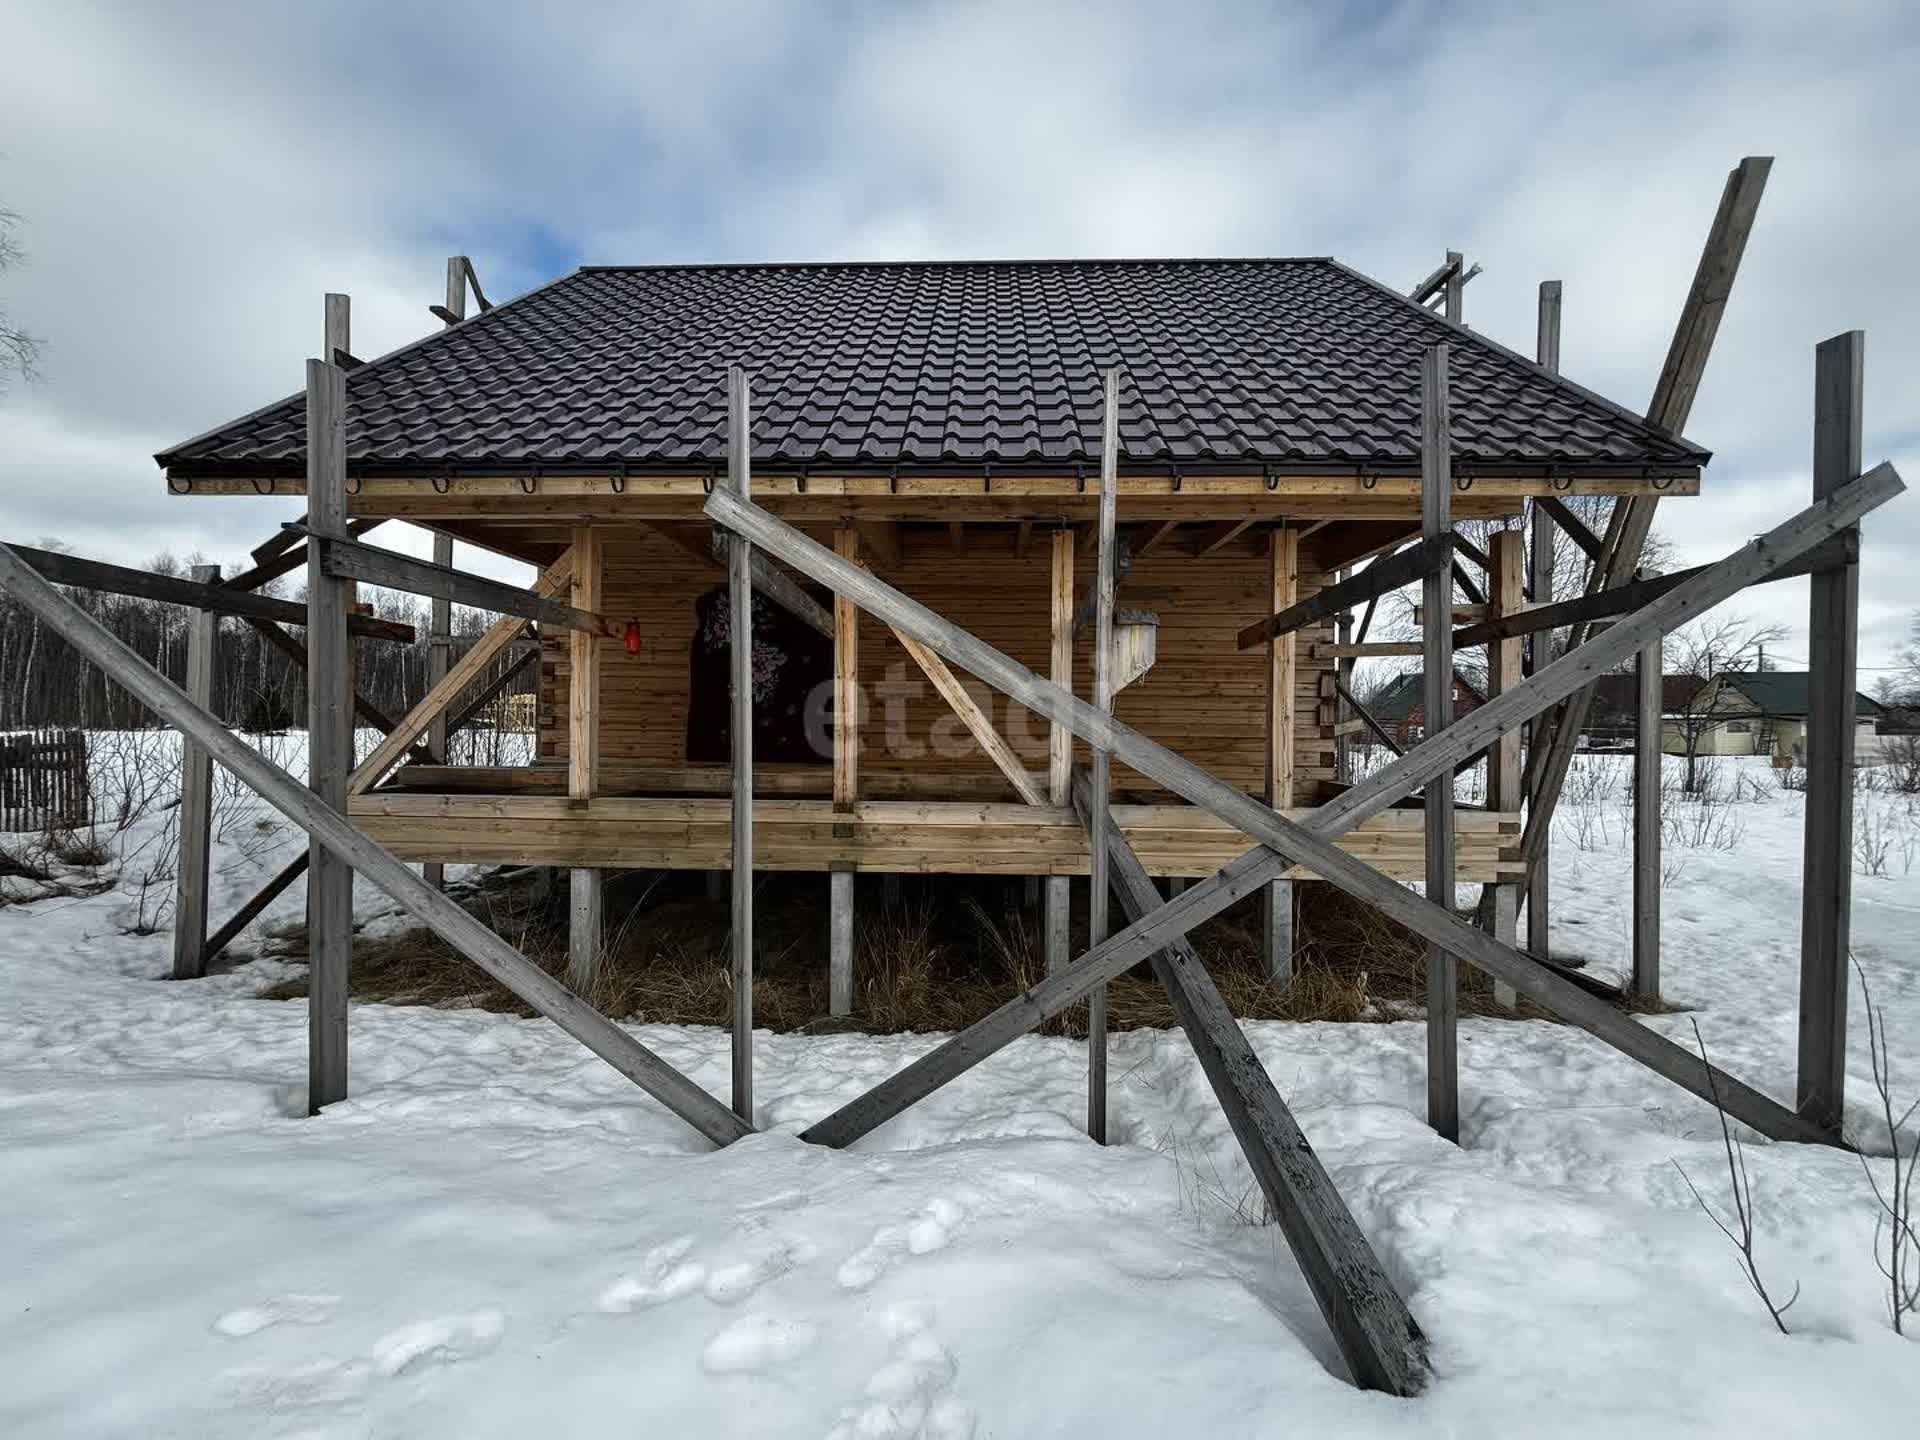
<box><xmin>1335</xmin><ymin>677</ymin><xmax>1405</xmax><ymax>756</ymax></box>
<box><xmin>1236</xmin><ymin>537</ymin><xmax>1447</xmax><ymax>650</ymax></box>
<box><xmin>1632</xmin><ymin>639</ymin><xmax>1663</xmax><ymax>1001</ymax></box>
<box><xmin>1193</xmin><ymin>517</ymin><xmax>1256</xmax><ymax>556</ymax></box>
<box><xmin>319</xmin><ymin>531</ymin><xmax>617</xmax><ymax>636</ymax></box>
<box><xmin>1312</xmin><ymin>641</ymin><xmax>1423</xmax><ymax>659</ymax></box>
<box><xmin>1076</xmin><ymin>772</ymin><xmax>1429</xmax><ymax>1395</ymax></box>
<box><xmin>1046</xmin><ymin>527</ymin><xmax>1075</xmax><ymax>973</ymax></box>
<box><xmin>0</xmin><ymin>540</ymin><xmax>752</xmax><ymax>1149</ymax></box>
<box><xmin>1537</xmin><ymin>280</ymin><xmax>1562</xmax><ymax>373</ymax></box>
<box><xmin>1421</xmin><ymin>346</ymin><xmax>1459</xmax><ymax>1141</ymax></box>
<box><xmin>568</xmin><ymin>524</ymin><xmax>603</xmax><ymax>989</ymax></box>
<box><xmin>171</xmin><ymin>564</ymin><xmax>219</xmax><ymax>980</ymax></box>
<box><xmin>1535</xmin><ymin>494</ymin><xmax>1602</xmax><ymax>562</ymax></box>
<box><xmin>1798</xmin><ymin>329</ymin><xmax>1864</xmax><ymax>1133</ymax></box>
<box><xmin>1087</xmin><ymin>368</ymin><xmax>1120</xmax><ymax>1144</ymax></box>
<box><xmin>829</xmin><ymin>868</ymin><xmax>854</xmax><ymax>1017</ymax></box>
<box><xmin>891</xmin><ymin>629</ymin><xmax>1047</xmax><ymax>806</ymax></box>
<box><xmin>324</xmin><ymin>292</ymin><xmax>352</xmax><ymax>367</ymax></box>
<box><xmin>831</xmin><ymin>526</ymin><xmax>860</xmax><ymax>1019</ymax></box>
<box><xmin>3</xmin><ymin>543</ymin><xmax>414</xmax><ymax>643</ymax></box>
<box><xmin>424</xmin><ymin>532</ymin><xmax>452</xmax><ymax>890</ymax></box>
<box><xmin>1134</xmin><ymin>519</ymin><xmax>1181</xmax><ymax>555</ymax></box>
<box><xmin>245</xmin><ymin>616</ymin><xmax>405</xmax><ymax>738</ymax></box>
<box><xmin>728</xmin><ymin>365</ymin><xmax>755</xmax><ymax>1123</ymax></box>
<box><xmin>1265</xmin><ymin>527</ymin><xmax>1297</xmax><ymax>982</ymax></box>
<box><xmin>1527</xmin><ymin>499</ymin><xmax>1554</xmax><ymax>961</ymax></box>
<box><xmin>713</xmin><ymin>472</ymin><xmax>1897</xmax><ymax>1151</ymax></box>
<box><xmin>305</xmin><ymin>360</ymin><xmax>352</xmax><ymax>1114</ymax></box>
<box><xmin>1488</xmin><ymin>529</ymin><xmax>1524</xmax><ymax>1006</ymax></box>
<box><xmin>443</xmin><ymin>255</ymin><xmax>466</xmax><ymax>323</ymax></box>
<box><xmin>1443</xmin><ymin>250</ymin><xmax>1465</xmax><ymax>323</ymax></box>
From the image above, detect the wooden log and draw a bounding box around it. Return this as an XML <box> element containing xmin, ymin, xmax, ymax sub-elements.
<box><xmin>1265</xmin><ymin>527</ymin><xmax>1297</xmax><ymax>982</ymax></box>
<box><xmin>3</xmin><ymin>543</ymin><xmax>414</xmax><ymax>643</ymax></box>
<box><xmin>728</xmin><ymin>365</ymin><xmax>755</xmax><ymax>1122</ymax></box>
<box><xmin>0</xmin><ymin>540</ymin><xmax>752</xmax><ymax>1149</ymax></box>
<box><xmin>1798</xmin><ymin>330</ymin><xmax>1864</xmax><ymax>1133</ymax></box>
<box><xmin>1632</xmin><ymin>639</ymin><xmax>1663</xmax><ymax>1002</ymax></box>
<box><xmin>319</xmin><ymin>531</ymin><xmax>617</xmax><ymax>637</ymax></box>
<box><xmin>568</xmin><ymin>524</ymin><xmax>603</xmax><ymax>989</ymax></box>
<box><xmin>1312</xmin><ymin>641</ymin><xmax>1426</xmax><ymax>659</ymax></box>
<box><xmin>1236</xmin><ymin>537</ymin><xmax>1447</xmax><ymax>650</ymax></box>
<box><xmin>1045</xmin><ymin>527</ymin><xmax>1075</xmax><ymax>974</ymax></box>
<box><xmin>1421</xmin><ymin>346</ymin><xmax>1459</xmax><ymax>1141</ymax></box>
<box><xmin>1079</xmin><ymin>776</ymin><xmax>1430</xmax><ymax>1394</ymax></box>
<box><xmin>718</xmin><ymin>470</ymin><xmax>1898</xmax><ymax>1151</ymax></box>
<box><xmin>171</xmin><ymin>564</ymin><xmax>219</xmax><ymax>980</ymax></box>
<box><xmin>1087</xmin><ymin>368</ymin><xmax>1120</xmax><ymax>1144</ymax></box>
<box><xmin>305</xmin><ymin>360</ymin><xmax>352</xmax><ymax>1114</ymax></box>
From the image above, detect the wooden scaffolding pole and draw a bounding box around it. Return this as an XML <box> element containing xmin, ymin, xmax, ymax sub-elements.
<box><xmin>1527</xmin><ymin>282</ymin><xmax>1561</xmax><ymax>963</ymax></box>
<box><xmin>1487</xmin><ymin>531</ymin><xmax>1524</xmax><ymax>1007</ymax></box>
<box><xmin>171</xmin><ymin>564</ymin><xmax>220</xmax><ymax>980</ymax></box>
<box><xmin>1045</xmin><ymin>528</ymin><xmax>1076</xmax><ymax>975</ymax></box>
<box><xmin>1264</xmin><ymin>526</ymin><xmax>1297</xmax><ymax>982</ymax></box>
<box><xmin>1632</xmin><ymin>639</ymin><xmax>1663</xmax><ymax>1001</ymax></box>
<box><xmin>1798</xmin><ymin>330</ymin><xmax>1865</xmax><ymax>1132</ymax></box>
<box><xmin>1087</xmin><ymin>367</ymin><xmax>1120</xmax><ymax>1145</ymax></box>
<box><xmin>0</xmin><ymin>540</ymin><xmax>752</xmax><ymax>1148</ymax></box>
<box><xmin>424</xmin><ymin>532</ymin><xmax>452</xmax><ymax>891</ymax></box>
<box><xmin>305</xmin><ymin>360</ymin><xmax>352</xmax><ymax>1113</ymax></box>
<box><xmin>727</xmin><ymin>364</ymin><xmax>755</xmax><ymax>1123</ymax></box>
<box><xmin>831</xmin><ymin>525</ymin><xmax>859</xmax><ymax>1017</ymax></box>
<box><xmin>567</xmin><ymin>524</ymin><xmax>603</xmax><ymax>991</ymax></box>
<box><xmin>1420</xmin><ymin>345</ymin><xmax>1459</xmax><ymax>1141</ymax></box>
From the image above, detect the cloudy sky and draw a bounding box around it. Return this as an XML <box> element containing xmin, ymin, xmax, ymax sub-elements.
<box><xmin>2</xmin><ymin>0</ymin><xmax>1916</xmax><ymax>670</ymax></box>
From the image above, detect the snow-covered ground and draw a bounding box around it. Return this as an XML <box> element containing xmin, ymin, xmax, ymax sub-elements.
<box><xmin>2</xmin><ymin>744</ymin><xmax>1917</xmax><ymax>1438</ymax></box>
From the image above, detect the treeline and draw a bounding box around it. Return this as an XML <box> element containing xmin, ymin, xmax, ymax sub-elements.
<box><xmin>0</xmin><ymin>547</ymin><xmax>535</xmax><ymax>732</ymax></box>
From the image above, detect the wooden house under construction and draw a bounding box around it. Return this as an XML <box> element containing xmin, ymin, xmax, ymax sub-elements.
<box><xmin>155</xmin><ymin>255</ymin><xmax>1706</xmax><ymax>1001</ymax></box>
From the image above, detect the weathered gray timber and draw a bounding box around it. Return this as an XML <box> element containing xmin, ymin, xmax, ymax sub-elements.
<box><xmin>1535</xmin><ymin>494</ymin><xmax>1602</xmax><ymax>561</ymax></box>
<box><xmin>1798</xmin><ymin>330</ymin><xmax>1864</xmax><ymax>1133</ymax></box>
<box><xmin>222</xmin><ymin>517</ymin><xmax>382</xmax><ymax>596</ymax></box>
<box><xmin>1045</xmin><ymin>528</ymin><xmax>1075</xmax><ymax>976</ymax></box>
<box><xmin>727</xmin><ymin>364</ymin><xmax>755</xmax><ymax>1123</ymax></box>
<box><xmin>721</xmin><ymin>466</ymin><xmax>1902</xmax><ymax>1150</ymax></box>
<box><xmin>1074</xmin><ymin>772</ymin><xmax>1430</xmax><ymax>1397</ymax></box>
<box><xmin>1633</xmin><ymin>639</ymin><xmax>1663</xmax><ymax>1001</ymax></box>
<box><xmin>1335</xmin><ymin>676</ymin><xmax>1406</xmax><ymax>756</ymax></box>
<box><xmin>305</xmin><ymin>361</ymin><xmax>353</xmax><ymax>1114</ymax></box>
<box><xmin>424</xmin><ymin>531</ymin><xmax>453</xmax><ymax>891</ymax></box>
<box><xmin>243</xmin><ymin>617</ymin><xmax>405</xmax><ymax>738</ymax></box>
<box><xmin>171</xmin><ymin>564</ymin><xmax>219</xmax><ymax>980</ymax></box>
<box><xmin>1536</xmin><ymin>279</ymin><xmax>1562</xmax><ymax>374</ymax></box>
<box><xmin>324</xmin><ymin>292</ymin><xmax>351</xmax><ymax>367</ymax></box>
<box><xmin>1527</xmin><ymin>502</ymin><xmax>1553</xmax><ymax>961</ymax></box>
<box><xmin>1236</xmin><ymin>537</ymin><xmax>1446</xmax><ymax>650</ymax></box>
<box><xmin>1421</xmin><ymin>347</ymin><xmax>1458</xmax><ymax>1140</ymax></box>
<box><xmin>708</xmin><ymin>535</ymin><xmax>834</xmax><ymax>637</ymax></box>
<box><xmin>0</xmin><ymin>540</ymin><xmax>752</xmax><ymax>1150</ymax></box>
<box><xmin>829</xmin><ymin>868</ymin><xmax>854</xmax><ymax>1016</ymax></box>
<box><xmin>5</xmin><ymin>543</ymin><xmax>414</xmax><ymax>643</ymax></box>
<box><xmin>1086</xmin><ymin>369</ymin><xmax>1120</xmax><ymax>1144</ymax></box>
<box><xmin>317</xmin><ymin>531</ymin><xmax>616</xmax><ymax>636</ymax></box>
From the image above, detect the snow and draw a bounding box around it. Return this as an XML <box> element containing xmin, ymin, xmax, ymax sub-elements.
<box><xmin>2</xmin><ymin>746</ymin><xmax>1917</xmax><ymax>1437</ymax></box>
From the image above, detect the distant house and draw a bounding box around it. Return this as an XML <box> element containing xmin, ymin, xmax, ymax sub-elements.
<box><xmin>1361</xmin><ymin>669</ymin><xmax>1486</xmax><ymax>747</ymax></box>
<box><xmin>1581</xmin><ymin>671</ymin><xmax>1708</xmax><ymax>750</ymax></box>
<box><xmin>1663</xmin><ymin>670</ymin><xmax>1885</xmax><ymax>765</ymax></box>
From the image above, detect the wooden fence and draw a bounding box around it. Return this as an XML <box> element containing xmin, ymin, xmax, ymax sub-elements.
<box><xmin>0</xmin><ymin>728</ymin><xmax>91</xmax><ymax>833</ymax></box>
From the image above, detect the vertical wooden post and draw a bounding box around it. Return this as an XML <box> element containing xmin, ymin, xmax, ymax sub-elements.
<box><xmin>1797</xmin><ymin>330</ymin><xmax>1864</xmax><ymax>1133</ymax></box>
<box><xmin>567</xmin><ymin>525</ymin><xmax>603</xmax><ymax>991</ymax></box>
<box><xmin>1087</xmin><ymin>368</ymin><xmax>1120</xmax><ymax>1145</ymax></box>
<box><xmin>727</xmin><ymin>365</ymin><xmax>755</xmax><ymax>1122</ymax></box>
<box><xmin>1044</xmin><ymin>527</ymin><xmax>1076</xmax><ymax>976</ymax></box>
<box><xmin>1421</xmin><ymin>344</ymin><xmax>1459</xmax><ymax>1143</ymax></box>
<box><xmin>1263</xmin><ymin>526</ymin><xmax>1298</xmax><ymax>983</ymax></box>
<box><xmin>423</xmin><ymin>531</ymin><xmax>452</xmax><ymax>891</ymax></box>
<box><xmin>305</xmin><ymin>359</ymin><xmax>351</xmax><ymax>1114</ymax></box>
<box><xmin>324</xmin><ymin>292</ymin><xmax>350</xmax><ymax>365</ymax></box>
<box><xmin>1487</xmin><ymin>530</ymin><xmax>1524</xmax><ymax>1006</ymax></box>
<box><xmin>1527</xmin><ymin>280</ymin><xmax>1561</xmax><ymax>964</ymax></box>
<box><xmin>830</xmin><ymin>525</ymin><xmax>860</xmax><ymax>1018</ymax></box>
<box><xmin>171</xmin><ymin>563</ymin><xmax>220</xmax><ymax>980</ymax></box>
<box><xmin>1632</xmin><ymin>638</ymin><xmax>1663</xmax><ymax>1002</ymax></box>
<box><xmin>1443</xmin><ymin>250</ymin><xmax>1465</xmax><ymax>324</ymax></box>
<box><xmin>444</xmin><ymin>256</ymin><xmax>467</xmax><ymax>324</ymax></box>
<box><xmin>1335</xmin><ymin>563</ymin><xmax>1353</xmax><ymax>783</ymax></box>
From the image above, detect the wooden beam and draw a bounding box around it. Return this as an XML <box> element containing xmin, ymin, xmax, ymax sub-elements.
<box><xmin>1074</xmin><ymin>772</ymin><xmax>1429</xmax><ymax>1397</ymax></box>
<box><xmin>171</xmin><ymin>564</ymin><xmax>219</xmax><ymax>980</ymax></box>
<box><xmin>1193</xmin><ymin>517</ymin><xmax>1256</xmax><ymax>556</ymax></box>
<box><xmin>1335</xmin><ymin>676</ymin><xmax>1405</xmax><ymax>756</ymax></box>
<box><xmin>1488</xmin><ymin>529</ymin><xmax>1525</xmax><ymax>1006</ymax></box>
<box><xmin>1529</xmin><ymin>287</ymin><xmax>1561</xmax><ymax>964</ymax></box>
<box><xmin>643</xmin><ymin>519</ymin><xmax>726</xmax><ymax>571</ymax></box>
<box><xmin>324</xmin><ymin>292</ymin><xmax>351</xmax><ymax>369</ymax></box>
<box><xmin>699</xmin><ymin>534</ymin><xmax>834</xmax><ymax>637</ymax></box>
<box><xmin>3</xmin><ymin>543</ymin><xmax>414</xmax><ymax>643</ymax></box>
<box><xmin>1535</xmin><ymin>494</ymin><xmax>1602</xmax><ymax>562</ymax></box>
<box><xmin>304</xmin><ymin>360</ymin><xmax>352</xmax><ymax>1114</ymax></box>
<box><xmin>1311</xmin><ymin>641</ymin><xmax>1424</xmax><ymax>659</ymax></box>
<box><xmin>244</xmin><ymin>617</ymin><xmax>405</xmax><ymax>739</ymax></box>
<box><xmin>1265</xmin><ymin>527</ymin><xmax>1298</xmax><ymax>982</ymax></box>
<box><xmin>1537</xmin><ymin>280</ymin><xmax>1562</xmax><ymax>373</ymax></box>
<box><xmin>855</xmin><ymin>519</ymin><xmax>903</xmax><ymax>570</ymax></box>
<box><xmin>318</xmin><ymin>531</ymin><xmax>618</xmax><ymax>637</ymax></box>
<box><xmin>0</xmin><ymin>538</ymin><xmax>752</xmax><ymax>1149</ymax></box>
<box><xmin>1134</xmin><ymin>519</ymin><xmax>1181</xmax><ymax>555</ymax></box>
<box><xmin>1235</xmin><ymin>537</ymin><xmax>1447</xmax><ymax>650</ymax></box>
<box><xmin>424</xmin><ymin>532</ymin><xmax>453</xmax><ymax>891</ymax></box>
<box><xmin>1452</xmin><ymin>559</ymin><xmax>1485</xmax><ymax>607</ymax></box>
<box><xmin>831</xmin><ymin>527</ymin><xmax>860</xmax><ymax>1017</ymax></box>
<box><xmin>1087</xmin><ymin>368</ymin><xmax>1120</xmax><ymax>1144</ymax></box>
<box><xmin>1014</xmin><ymin>519</ymin><xmax>1033</xmax><ymax>559</ymax></box>
<box><xmin>1797</xmin><ymin>330</ymin><xmax>1864</xmax><ymax>1133</ymax></box>
<box><xmin>1046</xmin><ymin>527</ymin><xmax>1075</xmax><ymax>976</ymax></box>
<box><xmin>727</xmin><ymin>365</ymin><xmax>754</xmax><ymax>1123</ymax></box>
<box><xmin>443</xmin><ymin>256</ymin><xmax>466</xmax><ymax>324</ymax></box>
<box><xmin>1632</xmin><ymin>638</ymin><xmax>1663</xmax><ymax>1002</ymax></box>
<box><xmin>224</xmin><ymin>517</ymin><xmax>382</xmax><ymax>595</ymax></box>
<box><xmin>714</xmin><ymin>465</ymin><xmax>1899</xmax><ymax>1151</ymax></box>
<box><xmin>567</xmin><ymin>524</ymin><xmax>603</xmax><ymax>990</ymax></box>
<box><xmin>1443</xmin><ymin>250</ymin><xmax>1465</xmax><ymax>323</ymax></box>
<box><xmin>1421</xmin><ymin>346</ymin><xmax>1459</xmax><ymax>1141</ymax></box>
<box><xmin>892</xmin><ymin>629</ymin><xmax>1046</xmax><ymax>806</ymax></box>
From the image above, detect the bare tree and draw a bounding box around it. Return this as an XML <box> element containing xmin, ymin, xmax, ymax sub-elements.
<box><xmin>0</xmin><ymin>202</ymin><xmax>43</xmax><ymax>395</ymax></box>
<box><xmin>1663</xmin><ymin>615</ymin><xmax>1788</xmax><ymax>795</ymax></box>
<box><xmin>1892</xmin><ymin>610</ymin><xmax>1920</xmax><ymax>708</ymax></box>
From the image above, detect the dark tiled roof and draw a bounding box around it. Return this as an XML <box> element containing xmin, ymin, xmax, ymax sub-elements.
<box><xmin>156</xmin><ymin>259</ymin><xmax>1709</xmax><ymax>478</ymax></box>
<box><xmin>1368</xmin><ymin>668</ymin><xmax>1487</xmax><ymax>722</ymax></box>
<box><xmin>1719</xmin><ymin>671</ymin><xmax>1883</xmax><ymax>720</ymax></box>
<box><xmin>1587</xmin><ymin>672</ymin><xmax>1711</xmax><ymax>720</ymax></box>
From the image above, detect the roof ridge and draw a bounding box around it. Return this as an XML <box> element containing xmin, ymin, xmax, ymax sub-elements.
<box><xmin>576</xmin><ymin>256</ymin><xmax>1336</xmax><ymax>275</ymax></box>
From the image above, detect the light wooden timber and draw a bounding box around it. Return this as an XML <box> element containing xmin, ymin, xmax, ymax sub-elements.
<box><xmin>1237</xmin><ymin>537</ymin><xmax>1446</xmax><ymax>649</ymax></box>
<box><xmin>891</xmin><ymin>628</ymin><xmax>1047</xmax><ymax>806</ymax></box>
<box><xmin>1134</xmin><ymin>519</ymin><xmax>1182</xmax><ymax>554</ymax></box>
<box><xmin>1192</xmin><ymin>516</ymin><xmax>1257</xmax><ymax>556</ymax></box>
<box><xmin>1076</xmin><ymin>771</ymin><xmax>1430</xmax><ymax>1396</ymax></box>
<box><xmin>1487</xmin><ymin>529</ymin><xmax>1525</xmax><ymax>1007</ymax></box>
<box><xmin>1421</xmin><ymin>345</ymin><xmax>1460</xmax><ymax>1142</ymax></box>
<box><xmin>1798</xmin><ymin>330</ymin><xmax>1864</xmax><ymax>1134</ymax></box>
<box><xmin>1087</xmin><ymin>368</ymin><xmax>1121</xmax><ymax>1144</ymax></box>
<box><xmin>0</xmin><ymin>538</ymin><xmax>752</xmax><ymax>1150</ymax></box>
<box><xmin>714</xmin><ymin>467</ymin><xmax>1896</xmax><ymax>1150</ymax></box>
<box><xmin>727</xmin><ymin>364</ymin><xmax>755</xmax><ymax>1122</ymax></box>
<box><xmin>831</xmin><ymin>527</ymin><xmax>860</xmax><ymax>1018</ymax></box>
<box><xmin>1528</xmin><ymin>287</ymin><xmax>1561</xmax><ymax>963</ymax></box>
<box><xmin>1045</xmin><ymin>527</ymin><xmax>1076</xmax><ymax>975</ymax></box>
<box><xmin>171</xmin><ymin>564</ymin><xmax>219</xmax><ymax>980</ymax></box>
<box><xmin>1265</xmin><ymin>527</ymin><xmax>1298</xmax><ymax>982</ymax></box>
<box><xmin>568</xmin><ymin>524</ymin><xmax>603</xmax><ymax>989</ymax></box>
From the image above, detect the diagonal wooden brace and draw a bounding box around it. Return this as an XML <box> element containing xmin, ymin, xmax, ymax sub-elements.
<box><xmin>729</xmin><ymin>464</ymin><xmax>1904</xmax><ymax>1150</ymax></box>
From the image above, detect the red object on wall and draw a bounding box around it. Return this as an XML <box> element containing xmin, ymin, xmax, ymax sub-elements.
<box><xmin>623</xmin><ymin>620</ymin><xmax>641</xmax><ymax>656</ymax></box>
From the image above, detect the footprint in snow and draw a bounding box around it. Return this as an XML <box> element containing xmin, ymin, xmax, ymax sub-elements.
<box><xmin>212</xmin><ymin>1292</ymin><xmax>342</xmax><ymax>1338</ymax></box>
<box><xmin>826</xmin><ymin>1303</ymin><xmax>975</xmax><ymax>1440</ymax></box>
<box><xmin>218</xmin><ymin>1308</ymin><xmax>507</xmax><ymax>1413</ymax></box>
<box><xmin>368</xmin><ymin>1307</ymin><xmax>508</xmax><ymax>1377</ymax></box>
<box><xmin>837</xmin><ymin>1197</ymin><xmax>966</xmax><ymax>1292</ymax></box>
<box><xmin>601</xmin><ymin>1231</ymin><xmax>810</xmax><ymax>1312</ymax></box>
<box><xmin>698</xmin><ymin>1312</ymin><xmax>818</xmax><ymax>1375</ymax></box>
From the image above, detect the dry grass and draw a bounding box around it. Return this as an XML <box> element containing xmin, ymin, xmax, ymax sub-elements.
<box><xmin>260</xmin><ymin>869</ymin><xmax>1538</xmax><ymax>1030</ymax></box>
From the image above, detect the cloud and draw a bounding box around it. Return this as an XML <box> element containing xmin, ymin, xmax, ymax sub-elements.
<box><xmin>2</xmin><ymin>0</ymin><xmax>1915</xmax><ymax>656</ymax></box>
